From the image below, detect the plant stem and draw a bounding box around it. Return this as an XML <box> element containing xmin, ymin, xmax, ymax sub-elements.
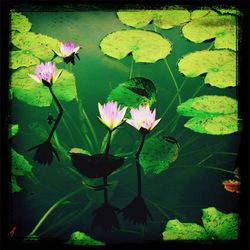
<box><xmin>27</xmin><ymin>186</ymin><xmax>85</xmax><ymax>237</ymax></box>
<box><xmin>199</xmin><ymin>165</ymin><xmax>236</xmax><ymax>175</ymax></box>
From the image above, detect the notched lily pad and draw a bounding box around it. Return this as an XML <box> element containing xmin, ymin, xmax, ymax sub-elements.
<box><xmin>100</xmin><ymin>30</ymin><xmax>171</xmax><ymax>63</ymax></box>
<box><xmin>178</xmin><ymin>50</ymin><xmax>236</xmax><ymax>88</ymax></box>
<box><xmin>117</xmin><ymin>9</ymin><xmax>190</xmax><ymax>29</ymax></box>
<box><xmin>10</xmin><ymin>66</ymin><xmax>77</xmax><ymax>107</ymax></box>
<box><xmin>70</xmin><ymin>152</ymin><xmax>124</xmax><ymax>178</ymax></box>
<box><xmin>68</xmin><ymin>231</ymin><xmax>105</xmax><ymax>246</ymax></box>
<box><xmin>11</xmin><ymin>32</ymin><xmax>61</xmax><ymax>61</ymax></box>
<box><xmin>108</xmin><ymin>77</ymin><xmax>156</xmax><ymax>109</ymax></box>
<box><xmin>182</xmin><ymin>11</ymin><xmax>237</xmax><ymax>51</ymax></box>
<box><xmin>162</xmin><ymin>207</ymin><xmax>239</xmax><ymax>241</ymax></box>
<box><xmin>10</xmin><ymin>51</ymin><xmax>40</xmax><ymax>70</ymax></box>
<box><xmin>139</xmin><ymin>136</ymin><xmax>179</xmax><ymax>175</ymax></box>
<box><xmin>177</xmin><ymin>95</ymin><xmax>238</xmax><ymax>135</ymax></box>
<box><xmin>10</xmin><ymin>10</ymin><xmax>32</xmax><ymax>33</ymax></box>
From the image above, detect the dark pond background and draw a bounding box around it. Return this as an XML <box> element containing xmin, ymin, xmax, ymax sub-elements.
<box><xmin>10</xmin><ymin>7</ymin><xmax>241</xmax><ymax>244</ymax></box>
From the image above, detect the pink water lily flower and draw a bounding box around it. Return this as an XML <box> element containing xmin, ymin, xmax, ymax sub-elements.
<box><xmin>98</xmin><ymin>101</ymin><xmax>127</xmax><ymax>130</ymax></box>
<box><xmin>53</xmin><ymin>41</ymin><xmax>81</xmax><ymax>58</ymax></box>
<box><xmin>127</xmin><ymin>105</ymin><xmax>161</xmax><ymax>132</ymax></box>
<box><xmin>28</xmin><ymin>62</ymin><xmax>62</xmax><ymax>86</ymax></box>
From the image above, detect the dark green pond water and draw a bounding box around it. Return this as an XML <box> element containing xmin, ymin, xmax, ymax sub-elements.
<box><xmin>10</xmin><ymin>8</ymin><xmax>240</xmax><ymax>244</ymax></box>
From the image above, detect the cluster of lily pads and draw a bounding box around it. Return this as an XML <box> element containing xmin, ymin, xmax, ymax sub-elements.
<box><xmin>9</xmin><ymin>6</ymin><xmax>241</xmax><ymax>244</ymax></box>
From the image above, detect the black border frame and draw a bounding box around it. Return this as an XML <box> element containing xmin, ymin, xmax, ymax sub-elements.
<box><xmin>1</xmin><ymin>0</ymin><xmax>250</xmax><ymax>249</ymax></box>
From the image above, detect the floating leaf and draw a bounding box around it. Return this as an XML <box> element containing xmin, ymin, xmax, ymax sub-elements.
<box><xmin>11</xmin><ymin>32</ymin><xmax>61</xmax><ymax>61</ymax></box>
<box><xmin>68</xmin><ymin>231</ymin><xmax>105</xmax><ymax>246</ymax></box>
<box><xmin>10</xmin><ymin>51</ymin><xmax>40</xmax><ymax>70</ymax></box>
<box><xmin>162</xmin><ymin>207</ymin><xmax>239</xmax><ymax>241</ymax></box>
<box><xmin>100</xmin><ymin>30</ymin><xmax>171</xmax><ymax>63</ymax></box>
<box><xmin>162</xmin><ymin>219</ymin><xmax>209</xmax><ymax>240</ymax></box>
<box><xmin>202</xmin><ymin>207</ymin><xmax>239</xmax><ymax>240</ymax></box>
<box><xmin>177</xmin><ymin>95</ymin><xmax>238</xmax><ymax>135</ymax></box>
<box><xmin>70</xmin><ymin>152</ymin><xmax>124</xmax><ymax>178</ymax></box>
<box><xmin>11</xmin><ymin>176</ymin><xmax>22</xmax><ymax>193</ymax></box>
<box><xmin>10</xmin><ymin>66</ymin><xmax>77</xmax><ymax>107</ymax></box>
<box><xmin>182</xmin><ymin>11</ymin><xmax>237</xmax><ymax>51</ymax></box>
<box><xmin>107</xmin><ymin>77</ymin><xmax>156</xmax><ymax>109</ymax></box>
<box><xmin>117</xmin><ymin>9</ymin><xmax>190</xmax><ymax>29</ymax></box>
<box><xmin>9</xmin><ymin>124</ymin><xmax>19</xmax><ymax>138</ymax></box>
<box><xmin>178</xmin><ymin>50</ymin><xmax>236</xmax><ymax>88</ymax></box>
<box><xmin>139</xmin><ymin>136</ymin><xmax>179</xmax><ymax>175</ymax></box>
<box><xmin>11</xmin><ymin>149</ymin><xmax>33</xmax><ymax>176</ymax></box>
<box><xmin>10</xmin><ymin>10</ymin><xmax>32</xmax><ymax>33</ymax></box>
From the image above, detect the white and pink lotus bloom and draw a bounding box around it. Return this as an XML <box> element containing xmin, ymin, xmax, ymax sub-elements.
<box><xmin>28</xmin><ymin>62</ymin><xmax>62</xmax><ymax>86</ymax></box>
<box><xmin>53</xmin><ymin>41</ymin><xmax>81</xmax><ymax>58</ymax></box>
<box><xmin>127</xmin><ymin>104</ymin><xmax>161</xmax><ymax>132</ymax></box>
<box><xmin>98</xmin><ymin>101</ymin><xmax>127</xmax><ymax>131</ymax></box>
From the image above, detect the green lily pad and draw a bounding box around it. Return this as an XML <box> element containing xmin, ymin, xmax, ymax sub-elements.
<box><xmin>202</xmin><ymin>207</ymin><xmax>239</xmax><ymax>240</ymax></box>
<box><xmin>182</xmin><ymin>11</ymin><xmax>237</xmax><ymax>51</ymax></box>
<box><xmin>213</xmin><ymin>7</ymin><xmax>242</xmax><ymax>16</ymax></box>
<box><xmin>11</xmin><ymin>32</ymin><xmax>61</xmax><ymax>61</ymax></box>
<box><xmin>10</xmin><ymin>66</ymin><xmax>77</xmax><ymax>107</ymax></box>
<box><xmin>100</xmin><ymin>30</ymin><xmax>171</xmax><ymax>63</ymax></box>
<box><xmin>9</xmin><ymin>124</ymin><xmax>19</xmax><ymax>138</ymax></box>
<box><xmin>162</xmin><ymin>219</ymin><xmax>209</xmax><ymax>240</ymax></box>
<box><xmin>162</xmin><ymin>207</ymin><xmax>239</xmax><ymax>241</ymax></box>
<box><xmin>10</xmin><ymin>51</ymin><xmax>40</xmax><ymax>70</ymax></box>
<box><xmin>11</xmin><ymin>176</ymin><xmax>22</xmax><ymax>193</ymax></box>
<box><xmin>178</xmin><ymin>50</ymin><xmax>236</xmax><ymax>88</ymax></box>
<box><xmin>117</xmin><ymin>9</ymin><xmax>190</xmax><ymax>29</ymax></box>
<box><xmin>10</xmin><ymin>10</ymin><xmax>32</xmax><ymax>33</ymax></box>
<box><xmin>11</xmin><ymin>148</ymin><xmax>33</xmax><ymax>176</ymax></box>
<box><xmin>68</xmin><ymin>231</ymin><xmax>105</xmax><ymax>246</ymax></box>
<box><xmin>107</xmin><ymin>77</ymin><xmax>156</xmax><ymax>109</ymax></box>
<box><xmin>177</xmin><ymin>95</ymin><xmax>238</xmax><ymax>135</ymax></box>
<box><xmin>139</xmin><ymin>136</ymin><xmax>179</xmax><ymax>175</ymax></box>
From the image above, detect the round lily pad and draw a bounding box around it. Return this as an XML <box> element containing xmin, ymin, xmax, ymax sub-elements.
<box><xmin>182</xmin><ymin>11</ymin><xmax>237</xmax><ymax>51</ymax></box>
<box><xmin>178</xmin><ymin>50</ymin><xmax>236</xmax><ymax>88</ymax></box>
<box><xmin>117</xmin><ymin>9</ymin><xmax>190</xmax><ymax>29</ymax></box>
<box><xmin>139</xmin><ymin>136</ymin><xmax>179</xmax><ymax>175</ymax></box>
<box><xmin>11</xmin><ymin>32</ymin><xmax>61</xmax><ymax>61</ymax></box>
<box><xmin>100</xmin><ymin>30</ymin><xmax>172</xmax><ymax>63</ymax></box>
<box><xmin>11</xmin><ymin>66</ymin><xmax>77</xmax><ymax>107</ymax></box>
<box><xmin>10</xmin><ymin>51</ymin><xmax>40</xmax><ymax>70</ymax></box>
<box><xmin>10</xmin><ymin>10</ymin><xmax>32</xmax><ymax>33</ymax></box>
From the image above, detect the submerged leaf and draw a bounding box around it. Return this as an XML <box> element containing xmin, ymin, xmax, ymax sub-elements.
<box><xmin>9</xmin><ymin>124</ymin><xmax>19</xmax><ymax>138</ymax></box>
<box><xmin>178</xmin><ymin>50</ymin><xmax>236</xmax><ymax>88</ymax></box>
<box><xmin>182</xmin><ymin>11</ymin><xmax>237</xmax><ymax>51</ymax></box>
<box><xmin>10</xmin><ymin>66</ymin><xmax>77</xmax><ymax>107</ymax></box>
<box><xmin>11</xmin><ymin>176</ymin><xmax>22</xmax><ymax>193</ymax></box>
<box><xmin>202</xmin><ymin>207</ymin><xmax>239</xmax><ymax>240</ymax></box>
<box><xmin>68</xmin><ymin>231</ymin><xmax>105</xmax><ymax>246</ymax></box>
<box><xmin>107</xmin><ymin>77</ymin><xmax>156</xmax><ymax>109</ymax></box>
<box><xmin>10</xmin><ymin>10</ymin><xmax>32</xmax><ymax>33</ymax></box>
<box><xmin>177</xmin><ymin>95</ymin><xmax>238</xmax><ymax>135</ymax></box>
<box><xmin>10</xmin><ymin>51</ymin><xmax>40</xmax><ymax>70</ymax></box>
<box><xmin>100</xmin><ymin>30</ymin><xmax>171</xmax><ymax>63</ymax></box>
<box><xmin>162</xmin><ymin>219</ymin><xmax>209</xmax><ymax>240</ymax></box>
<box><xmin>11</xmin><ymin>32</ymin><xmax>61</xmax><ymax>61</ymax></box>
<box><xmin>139</xmin><ymin>136</ymin><xmax>179</xmax><ymax>175</ymax></box>
<box><xmin>117</xmin><ymin>9</ymin><xmax>190</xmax><ymax>29</ymax></box>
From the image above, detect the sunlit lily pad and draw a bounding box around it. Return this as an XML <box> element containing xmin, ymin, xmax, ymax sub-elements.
<box><xmin>107</xmin><ymin>77</ymin><xmax>156</xmax><ymax>109</ymax></box>
<box><xmin>11</xmin><ymin>32</ymin><xmax>61</xmax><ymax>61</ymax></box>
<box><xmin>10</xmin><ymin>10</ymin><xmax>32</xmax><ymax>33</ymax></box>
<box><xmin>9</xmin><ymin>124</ymin><xmax>19</xmax><ymax>138</ymax></box>
<box><xmin>178</xmin><ymin>50</ymin><xmax>236</xmax><ymax>88</ymax></box>
<box><xmin>70</xmin><ymin>152</ymin><xmax>124</xmax><ymax>178</ymax></box>
<box><xmin>162</xmin><ymin>207</ymin><xmax>239</xmax><ymax>241</ymax></box>
<box><xmin>11</xmin><ymin>176</ymin><xmax>22</xmax><ymax>193</ymax></box>
<box><xmin>10</xmin><ymin>51</ymin><xmax>40</xmax><ymax>70</ymax></box>
<box><xmin>10</xmin><ymin>66</ymin><xmax>77</xmax><ymax>107</ymax></box>
<box><xmin>100</xmin><ymin>30</ymin><xmax>171</xmax><ymax>63</ymax></box>
<box><xmin>177</xmin><ymin>95</ymin><xmax>238</xmax><ymax>135</ymax></box>
<box><xmin>182</xmin><ymin>11</ymin><xmax>237</xmax><ymax>51</ymax></box>
<box><xmin>117</xmin><ymin>9</ymin><xmax>190</xmax><ymax>29</ymax></box>
<box><xmin>68</xmin><ymin>231</ymin><xmax>105</xmax><ymax>246</ymax></box>
<box><xmin>139</xmin><ymin>136</ymin><xmax>179</xmax><ymax>175</ymax></box>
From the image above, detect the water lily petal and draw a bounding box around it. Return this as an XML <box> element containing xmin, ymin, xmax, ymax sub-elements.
<box><xmin>73</xmin><ymin>46</ymin><xmax>81</xmax><ymax>54</ymax></box>
<box><xmin>150</xmin><ymin>118</ymin><xmax>161</xmax><ymax>130</ymax></box>
<box><xmin>54</xmin><ymin>69</ymin><xmax>63</xmax><ymax>82</ymax></box>
<box><xmin>28</xmin><ymin>74</ymin><xmax>41</xmax><ymax>83</ymax></box>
